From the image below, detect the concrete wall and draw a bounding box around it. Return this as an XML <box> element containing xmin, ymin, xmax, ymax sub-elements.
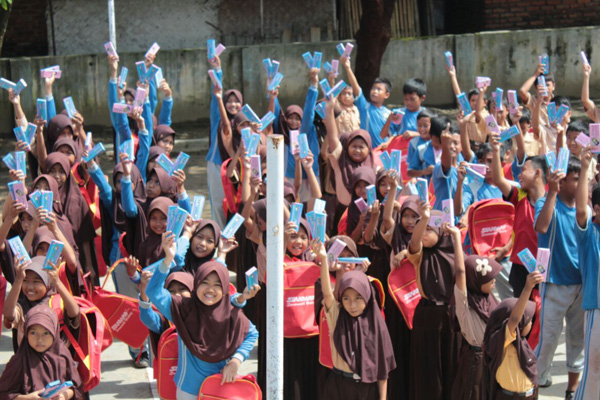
<box><xmin>2</xmin><ymin>25</ymin><xmax>600</xmax><ymax>134</ymax></box>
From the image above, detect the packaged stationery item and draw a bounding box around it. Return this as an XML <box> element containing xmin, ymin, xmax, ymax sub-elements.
<box><xmin>104</xmin><ymin>41</ymin><xmax>118</xmax><ymax>58</ymax></box>
<box><xmin>290</xmin><ymin>130</ymin><xmax>300</xmax><ymax>155</ymax></box>
<box><xmin>484</xmin><ymin>115</ymin><xmax>501</xmax><ymax>134</ymax></box>
<box><xmin>499</xmin><ymin>125</ymin><xmax>520</xmax><ymax>142</ymax></box>
<box><xmin>145</xmin><ymin>42</ymin><xmax>160</xmax><ymax>58</ymax></box>
<box><xmin>245</xmin><ymin>267</ymin><xmax>258</xmax><ymax>288</ymax></box>
<box><xmin>354</xmin><ymin>198</ymin><xmax>368</xmax><ymax>213</ymax></box>
<box><xmin>379</xmin><ymin>151</ymin><xmax>391</xmax><ymax>170</ymax></box>
<box><xmin>144</xmin><ymin>258</ymin><xmax>175</xmax><ymax>273</ymax></box>
<box><xmin>554</xmin><ymin>147</ymin><xmax>570</xmax><ymax>173</ymax></box>
<box><xmin>267</xmin><ymin>72</ymin><xmax>284</xmax><ymax>92</ymax></box>
<box><xmin>82</xmin><ymin>143</ymin><xmax>105</xmax><ymax>163</ymax></box>
<box><xmin>314</xmin><ymin>198</ymin><xmax>326</xmax><ymax>213</ymax></box>
<box><xmin>298</xmin><ymin>134</ymin><xmax>310</xmax><ymax>159</ymax></box>
<box><xmin>222</xmin><ymin>213</ymin><xmax>245</xmax><ymax>239</ymax></box>
<box><xmin>590</xmin><ymin>124</ymin><xmax>600</xmax><ymax>152</ymax></box>
<box><xmin>259</xmin><ymin>111</ymin><xmax>276</xmax><ymax>130</ymax></box>
<box><xmin>457</xmin><ymin>92</ymin><xmax>472</xmax><ymax>115</ymax></box>
<box><xmin>166</xmin><ymin>206</ymin><xmax>189</xmax><ymax>238</ymax></box>
<box><xmin>240</xmin><ymin>104</ymin><xmax>261</xmax><ymax>123</ymax></box>
<box><xmin>246</xmin><ymin>133</ymin><xmax>261</xmax><ymax>157</ymax></box>
<box><xmin>337</xmin><ymin>257</ymin><xmax>369</xmax><ymax>264</ymax></box>
<box><xmin>391</xmin><ymin>108</ymin><xmax>404</xmax><ymax>124</ymax></box>
<box><xmin>366</xmin><ymin>185</ymin><xmax>377</xmax><ymax>207</ymax></box>
<box><xmin>191</xmin><ymin>196</ymin><xmax>205</xmax><ymax>221</ymax></box>
<box><xmin>40</xmin><ymin>380</ymin><xmax>73</xmax><ymax>398</ymax></box>
<box><xmin>517</xmin><ymin>248</ymin><xmax>537</xmax><ymax>273</ymax></box>
<box><xmin>538</xmin><ymin>75</ymin><xmax>547</xmax><ymax>96</ymax></box>
<box><xmin>119</xmin><ymin>140</ymin><xmax>135</xmax><ymax>162</ymax></box>
<box><xmin>390</xmin><ymin>150</ymin><xmax>402</xmax><ymax>173</ymax></box>
<box><xmin>465</xmin><ymin>163</ymin><xmax>487</xmax><ymax>176</ymax></box>
<box><xmin>134</xmin><ymin>87</ymin><xmax>146</xmax><ymax>109</ymax></box>
<box><xmin>580</xmin><ymin>51</ymin><xmax>590</xmax><ymax>66</ymax></box>
<box><xmin>8</xmin><ymin>236</ymin><xmax>31</xmax><ymax>265</ymax></box>
<box><xmin>112</xmin><ymin>103</ymin><xmax>135</xmax><ymax>114</ymax></box>
<box><xmin>250</xmin><ymin>155</ymin><xmax>262</xmax><ymax>180</ymax></box>
<box><xmin>314</xmin><ymin>212</ymin><xmax>326</xmax><ymax>242</ymax></box>
<box><xmin>495</xmin><ymin>88</ymin><xmax>503</xmax><ymax>110</ymax></box>
<box><xmin>535</xmin><ymin>248</ymin><xmax>550</xmax><ymax>281</ymax></box>
<box><xmin>327</xmin><ymin>239</ymin><xmax>347</xmax><ymax>264</ymax></box>
<box><xmin>208</xmin><ymin>69</ymin><xmax>222</xmax><ymax>89</ymax></box>
<box><xmin>172</xmin><ymin>152</ymin><xmax>190</xmax><ymax>174</ymax></box>
<box><xmin>444</xmin><ymin>51</ymin><xmax>453</xmax><ymax>69</ymax></box>
<box><xmin>416</xmin><ymin>178</ymin><xmax>428</xmax><ymax>203</ymax></box>
<box><xmin>539</xmin><ymin>53</ymin><xmax>550</xmax><ymax>74</ymax></box>
<box><xmin>43</xmin><ymin>240</ymin><xmax>64</xmax><ymax>270</ymax></box>
<box><xmin>63</xmin><ymin>97</ymin><xmax>77</xmax><ymax>119</ymax></box>
<box><xmin>118</xmin><ymin>66</ymin><xmax>128</xmax><ymax>89</ymax></box>
<box><xmin>507</xmin><ymin>90</ymin><xmax>518</xmax><ymax>114</ymax></box>
<box><xmin>37</xmin><ymin>98</ymin><xmax>48</xmax><ymax>121</ymax></box>
<box><xmin>289</xmin><ymin>203</ymin><xmax>303</xmax><ymax>232</ymax></box>
<box><xmin>14</xmin><ymin>151</ymin><xmax>26</xmax><ymax>174</ymax></box>
<box><xmin>156</xmin><ymin>153</ymin><xmax>174</xmax><ymax>175</ymax></box>
<box><xmin>8</xmin><ymin>180</ymin><xmax>27</xmax><ymax>205</ymax></box>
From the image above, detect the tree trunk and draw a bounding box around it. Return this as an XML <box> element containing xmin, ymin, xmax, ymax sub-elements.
<box><xmin>354</xmin><ymin>0</ymin><xmax>395</xmax><ymax>94</ymax></box>
<box><xmin>0</xmin><ymin>1</ymin><xmax>13</xmax><ymax>57</ymax></box>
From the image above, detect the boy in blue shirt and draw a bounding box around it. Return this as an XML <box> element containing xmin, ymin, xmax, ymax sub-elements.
<box><xmin>534</xmin><ymin>157</ymin><xmax>584</xmax><ymax>396</ymax></box>
<box><xmin>430</xmin><ymin>116</ymin><xmax>462</xmax><ymax>210</ymax></box>
<box><xmin>397</xmin><ymin>78</ymin><xmax>427</xmax><ymax>138</ymax></box>
<box><xmin>341</xmin><ymin>55</ymin><xmax>398</xmax><ymax>148</ymax></box>
<box><xmin>574</xmin><ymin>149</ymin><xmax>600</xmax><ymax>400</ymax></box>
<box><xmin>407</xmin><ymin>110</ymin><xmax>440</xmax><ymax>182</ymax></box>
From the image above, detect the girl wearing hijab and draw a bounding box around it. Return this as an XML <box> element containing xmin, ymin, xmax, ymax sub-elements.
<box><xmin>406</xmin><ymin>200</ymin><xmax>460</xmax><ymax>400</ymax></box>
<box><xmin>323</xmin><ymin>96</ymin><xmax>375</xmax><ymax>207</ymax></box>
<box><xmin>314</xmin><ymin>238</ymin><xmax>396</xmax><ymax>400</ymax></box>
<box><xmin>135</xmin><ymin>197</ymin><xmax>173</xmax><ymax>269</ymax></box>
<box><xmin>206</xmin><ymin>54</ymin><xmax>243</xmax><ymax>229</ymax></box>
<box><xmin>146</xmin><ymin>145</ymin><xmax>167</xmax><ymax>177</ymax></box>
<box><xmin>344</xmin><ymin>167</ymin><xmax>378</xmax><ymax>261</ymax></box>
<box><xmin>483</xmin><ymin>272</ymin><xmax>542</xmax><ymax>400</ymax></box>
<box><xmin>44</xmin><ymin>153</ymin><xmax>96</xmax><ymax>279</ymax></box>
<box><xmin>3</xmin><ymin>256</ymin><xmax>80</xmax><ymax>351</ymax></box>
<box><xmin>152</xmin><ymin>125</ymin><xmax>176</xmax><ymax>156</ymax></box>
<box><xmin>0</xmin><ymin>303</ymin><xmax>83</xmax><ymax>400</ymax></box>
<box><xmin>447</xmin><ymin>223</ymin><xmax>502</xmax><ymax>400</ymax></box>
<box><xmin>146</xmin><ymin>232</ymin><xmax>259</xmax><ymax>400</ymax></box>
<box><xmin>270</xmin><ymin>67</ymin><xmax>321</xmax><ymax>202</ymax></box>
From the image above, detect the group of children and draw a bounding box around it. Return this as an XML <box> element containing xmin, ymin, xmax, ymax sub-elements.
<box><xmin>0</xmin><ymin>38</ymin><xmax>598</xmax><ymax>400</ymax></box>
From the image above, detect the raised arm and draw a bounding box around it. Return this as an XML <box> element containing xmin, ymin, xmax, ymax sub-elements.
<box><xmin>313</xmin><ymin>239</ymin><xmax>334</xmax><ymax>311</ymax></box>
<box><xmin>440</xmin><ymin>127</ymin><xmax>453</xmax><ymax>173</ymax></box>
<box><xmin>490</xmin><ymin>133</ymin><xmax>513</xmax><ymax>197</ymax></box>
<box><xmin>408</xmin><ymin>201</ymin><xmax>430</xmax><ymax>254</ymax></box>
<box><xmin>446</xmin><ymin>64</ymin><xmax>461</xmax><ymax>97</ymax></box>
<box><xmin>576</xmin><ymin>147</ymin><xmax>592</xmax><ymax>228</ymax></box>
<box><xmin>380</xmin><ymin>171</ymin><xmax>400</xmax><ymax>245</ymax></box>
<box><xmin>301</xmin><ymin>151</ymin><xmax>322</xmax><ymax>200</ymax></box>
<box><xmin>474</xmin><ymin>86</ymin><xmax>487</xmax><ymax>124</ymax></box>
<box><xmin>534</xmin><ymin>171</ymin><xmax>562</xmax><ymax>234</ymax></box>
<box><xmin>518</xmin><ymin>62</ymin><xmax>545</xmax><ymax>104</ymax></box>
<box><xmin>581</xmin><ymin>63</ymin><xmax>595</xmax><ymax>117</ymax></box>
<box><xmin>214</xmin><ymin>85</ymin><xmax>235</xmax><ymax>159</ymax></box>
<box><xmin>363</xmin><ymin>201</ymin><xmax>381</xmax><ymax>244</ymax></box>
<box><xmin>445</xmin><ymin>224</ymin><xmax>466</xmax><ymax>292</ymax></box>
<box><xmin>531</xmin><ymin>86</ymin><xmax>547</xmax><ymax>139</ymax></box>
<box><xmin>459</xmin><ymin>111</ymin><xmax>474</xmax><ymax>161</ymax></box>
<box><xmin>507</xmin><ymin>272</ymin><xmax>543</xmax><ymax>334</ymax></box>
<box><xmin>341</xmin><ymin>55</ymin><xmax>360</xmax><ymax>97</ymax></box>
<box><xmin>324</xmin><ymin>96</ymin><xmax>341</xmax><ymax>153</ymax></box>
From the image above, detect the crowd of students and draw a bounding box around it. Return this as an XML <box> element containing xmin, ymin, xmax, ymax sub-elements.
<box><xmin>0</xmin><ymin>39</ymin><xmax>598</xmax><ymax>400</ymax></box>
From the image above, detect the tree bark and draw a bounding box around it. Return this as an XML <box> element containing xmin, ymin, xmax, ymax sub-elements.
<box><xmin>354</xmin><ymin>0</ymin><xmax>396</xmax><ymax>94</ymax></box>
<box><xmin>0</xmin><ymin>1</ymin><xmax>13</xmax><ymax>57</ymax></box>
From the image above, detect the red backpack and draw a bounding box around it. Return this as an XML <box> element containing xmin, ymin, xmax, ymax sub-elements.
<box><xmin>49</xmin><ymin>293</ymin><xmax>112</xmax><ymax>392</ymax></box>
<box><xmin>220</xmin><ymin>158</ymin><xmax>243</xmax><ymax>215</ymax></box>
<box><xmin>84</xmin><ymin>258</ymin><xmax>150</xmax><ymax>349</ymax></box>
<box><xmin>198</xmin><ymin>374</ymin><xmax>262</xmax><ymax>400</ymax></box>
<box><xmin>318</xmin><ymin>276</ymin><xmax>385</xmax><ymax>368</ymax></box>
<box><xmin>283</xmin><ymin>261</ymin><xmax>321</xmax><ymax>338</ymax></box>
<box><xmin>388</xmin><ymin>258</ymin><xmax>421</xmax><ymax>329</ymax></box>
<box><xmin>156</xmin><ymin>326</ymin><xmax>178</xmax><ymax>400</ymax></box>
<box><xmin>468</xmin><ymin>199</ymin><xmax>515</xmax><ymax>258</ymax></box>
<box><xmin>377</xmin><ymin>135</ymin><xmax>411</xmax><ymax>185</ymax></box>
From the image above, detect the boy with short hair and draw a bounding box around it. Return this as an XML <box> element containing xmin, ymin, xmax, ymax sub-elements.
<box><xmin>341</xmin><ymin>55</ymin><xmax>397</xmax><ymax>147</ymax></box>
<box><xmin>518</xmin><ymin>59</ymin><xmax>557</xmax><ymax>127</ymax></box>
<box><xmin>407</xmin><ymin>110</ymin><xmax>438</xmax><ymax>180</ymax></box>
<box><xmin>490</xmin><ymin>132</ymin><xmax>547</xmax><ymax>297</ymax></box>
<box><xmin>580</xmin><ymin>62</ymin><xmax>599</xmax><ymax>122</ymax></box>
<box><xmin>574</xmin><ymin>148</ymin><xmax>600</xmax><ymax>400</ymax></box>
<box><xmin>566</xmin><ymin>120</ymin><xmax>597</xmax><ymax>183</ymax></box>
<box><xmin>533</xmin><ymin>91</ymin><xmax>570</xmax><ymax>154</ymax></box>
<box><xmin>397</xmin><ymin>78</ymin><xmax>427</xmax><ymax>138</ymax></box>
<box><xmin>534</xmin><ymin>157</ymin><xmax>584</xmax><ymax>398</ymax></box>
<box><xmin>430</xmin><ymin>116</ymin><xmax>462</xmax><ymax>210</ymax></box>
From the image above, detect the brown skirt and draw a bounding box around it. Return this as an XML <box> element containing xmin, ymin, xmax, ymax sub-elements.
<box><xmin>451</xmin><ymin>340</ymin><xmax>483</xmax><ymax>400</ymax></box>
<box><xmin>410</xmin><ymin>299</ymin><xmax>461</xmax><ymax>400</ymax></box>
<box><xmin>323</xmin><ymin>370</ymin><xmax>379</xmax><ymax>400</ymax></box>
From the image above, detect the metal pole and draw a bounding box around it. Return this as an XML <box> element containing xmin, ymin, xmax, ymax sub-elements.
<box><xmin>266</xmin><ymin>134</ymin><xmax>284</xmax><ymax>400</ymax></box>
<box><xmin>260</xmin><ymin>0</ymin><xmax>264</xmax><ymax>38</ymax></box>
<box><xmin>108</xmin><ymin>0</ymin><xmax>117</xmax><ymax>50</ymax></box>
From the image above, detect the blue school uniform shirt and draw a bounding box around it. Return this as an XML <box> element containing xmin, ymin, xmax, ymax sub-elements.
<box><xmin>432</xmin><ymin>163</ymin><xmax>457</xmax><ymax>211</ymax></box>
<box><xmin>408</xmin><ymin>141</ymin><xmax>441</xmax><ymax>183</ymax></box>
<box><xmin>354</xmin><ymin>90</ymin><xmax>399</xmax><ymax>148</ymax></box>
<box><xmin>407</xmin><ymin>136</ymin><xmax>428</xmax><ymax>169</ymax></box>
<box><xmin>534</xmin><ymin>197</ymin><xmax>581</xmax><ymax>285</ymax></box>
<box><xmin>462</xmin><ymin>181</ymin><xmax>503</xmax><ymax>212</ymax></box>
<box><xmin>206</xmin><ymin>69</ymin><xmax>223</xmax><ymax>166</ymax></box>
<box><xmin>146</xmin><ymin>262</ymin><xmax>258</xmax><ymax>396</ymax></box>
<box><xmin>574</xmin><ymin>211</ymin><xmax>600</xmax><ymax>310</ymax></box>
<box><xmin>398</xmin><ymin>107</ymin><xmax>422</xmax><ymax>135</ymax></box>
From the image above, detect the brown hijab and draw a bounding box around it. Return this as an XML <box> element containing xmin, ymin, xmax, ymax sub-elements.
<box><xmin>152</xmin><ymin>125</ymin><xmax>176</xmax><ymax>146</ymax></box>
<box><xmin>151</xmin><ymin>167</ymin><xmax>178</xmax><ymax>202</ymax></box>
<box><xmin>391</xmin><ymin>196</ymin><xmax>420</xmax><ymax>254</ymax></box>
<box><xmin>418</xmin><ymin>214</ymin><xmax>456</xmax><ymax>303</ymax></box>
<box><xmin>136</xmin><ymin>197</ymin><xmax>174</xmax><ymax>268</ymax></box>
<box><xmin>217</xmin><ymin>90</ymin><xmax>244</xmax><ymax>161</ymax></box>
<box><xmin>483</xmin><ymin>298</ymin><xmax>537</xmax><ymax>400</ymax></box>
<box><xmin>338</xmin><ymin>130</ymin><xmax>374</xmax><ymax>192</ymax></box>
<box><xmin>44</xmin><ymin>153</ymin><xmax>94</xmax><ymax>242</ymax></box>
<box><xmin>0</xmin><ymin>304</ymin><xmax>83</xmax><ymax>400</ymax></box>
<box><xmin>17</xmin><ymin>256</ymin><xmax>56</xmax><ymax>316</ymax></box>
<box><xmin>346</xmin><ymin>167</ymin><xmax>376</xmax><ymax>235</ymax></box>
<box><xmin>46</xmin><ymin>115</ymin><xmax>74</xmax><ymax>155</ymax></box>
<box><xmin>333</xmin><ymin>270</ymin><xmax>396</xmax><ymax>383</ymax></box>
<box><xmin>170</xmin><ymin>261</ymin><xmax>250</xmax><ymax>362</ymax></box>
<box><xmin>184</xmin><ymin>219</ymin><xmax>222</xmax><ymax>275</ymax></box>
<box><xmin>277</xmin><ymin>104</ymin><xmax>303</xmax><ymax>144</ymax></box>
<box><xmin>464</xmin><ymin>255</ymin><xmax>501</xmax><ymax>323</ymax></box>
<box><xmin>148</xmin><ymin>145</ymin><xmax>166</xmax><ymax>163</ymax></box>
<box><xmin>52</xmin><ymin>137</ymin><xmax>80</xmax><ymax>164</ymax></box>
<box><xmin>165</xmin><ymin>271</ymin><xmax>195</xmax><ymax>293</ymax></box>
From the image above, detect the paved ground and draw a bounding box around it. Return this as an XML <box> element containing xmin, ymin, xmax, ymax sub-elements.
<box><xmin>0</xmin><ymin>113</ymin><xmax>587</xmax><ymax>399</ymax></box>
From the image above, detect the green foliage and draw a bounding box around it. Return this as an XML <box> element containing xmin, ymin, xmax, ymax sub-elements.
<box><xmin>0</xmin><ymin>0</ymin><xmax>12</xmax><ymax>11</ymax></box>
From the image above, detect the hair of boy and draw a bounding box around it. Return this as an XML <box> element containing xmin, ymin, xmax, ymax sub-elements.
<box><xmin>591</xmin><ymin>184</ymin><xmax>600</xmax><ymax>208</ymax></box>
<box><xmin>429</xmin><ymin>116</ymin><xmax>451</xmax><ymax>139</ymax></box>
<box><xmin>500</xmin><ymin>138</ymin><xmax>513</xmax><ymax>158</ymax></box>
<box><xmin>467</xmin><ymin>89</ymin><xmax>480</xmax><ymax>102</ymax></box>
<box><xmin>550</xmin><ymin>95</ymin><xmax>571</xmax><ymax>108</ymax></box>
<box><xmin>566</xmin><ymin>156</ymin><xmax>582</xmax><ymax>175</ymax></box>
<box><xmin>567</xmin><ymin>120</ymin><xmax>588</xmax><ymax>136</ymax></box>
<box><xmin>527</xmin><ymin>155</ymin><xmax>548</xmax><ymax>183</ymax></box>
<box><xmin>417</xmin><ymin>109</ymin><xmax>436</xmax><ymax>121</ymax></box>
<box><xmin>533</xmin><ymin>72</ymin><xmax>555</xmax><ymax>86</ymax></box>
<box><xmin>519</xmin><ymin>108</ymin><xmax>532</xmax><ymax>124</ymax></box>
<box><xmin>373</xmin><ymin>77</ymin><xmax>392</xmax><ymax>93</ymax></box>
<box><xmin>487</xmin><ymin>97</ymin><xmax>509</xmax><ymax>110</ymax></box>
<box><xmin>403</xmin><ymin>78</ymin><xmax>426</xmax><ymax>97</ymax></box>
<box><xmin>475</xmin><ymin>143</ymin><xmax>493</xmax><ymax>161</ymax></box>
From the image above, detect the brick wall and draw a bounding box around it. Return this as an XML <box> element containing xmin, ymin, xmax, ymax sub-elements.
<box><xmin>2</xmin><ymin>0</ymin><xmax>48</xmax><ymax>57</ymax></box>
<box><xmin>483</xmin><ymin>0</ymin><xmax>600</xmax><ymax>30</ymax></box>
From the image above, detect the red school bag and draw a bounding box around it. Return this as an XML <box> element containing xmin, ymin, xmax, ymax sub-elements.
<box><xmin>198</xmin><ymin>374</ymin><xmax>262</xmax><ymax>400</ymax></box>
<box><xmin>156</xmin><ymin>326</ymin><xmax>178</xmax><ymax>400</ymax></box>
<box><xmin>318</xmin><ymin>276</ymin><xmax>385</xmax><ymax>369</ymax></box>
<box><xmin>388</xmin><ymin>258</ymin><xmax>421</xmax><ymax>329</ymax></box>
<box><xmin>49</xmin><ymin>293</ymin><xmax>112</xmax><ymax>392</ymax></box>
<box><xmin>468</xmin><ymin>199</ymin><xmax>515</xmax><ymax>258</ymax></box>
<box><xmin>283</xmin><ymin>261</ymin><xmax>321</xmax><ymax>338</ymax></box>
<box><xmin>378</xmin><ymin>135</ymin><xmax>412</xmax><ymax>185</ymax></box>
<box><xmin>85</xmin><ymin>258</ymin><xmax>149</xmax><ymax>349</ymax></box>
